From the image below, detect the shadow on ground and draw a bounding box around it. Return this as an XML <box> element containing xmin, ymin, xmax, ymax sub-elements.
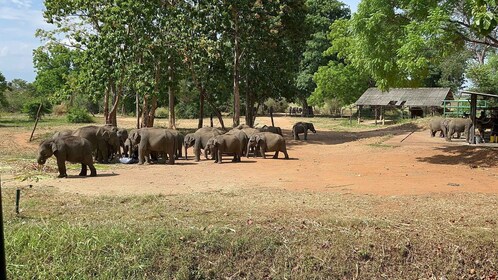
<box><xmin>283</xmin><ymin>123</ymin><xmax>422</xmax><ymax>146</ymax></box>
<box><xmin>416</xmin><ymin>145</ymin><xmax>498</xmax><ymax>167</ymax></box>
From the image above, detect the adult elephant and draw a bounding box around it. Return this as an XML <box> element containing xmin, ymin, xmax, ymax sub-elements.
<box><xmin>37</xmin><ymin>135</ymin><xmax>96</xmax><ymax>178</ymax></box>
<box><xmin>116</xmin><ymin>128</ymin><xmax>128</xmax><ymax>156</ymax></box>
<box><xmin>259</xmin><ymin>125</ymin><xmax>283</xmax><ymax>136</ymax></box>
<box><xmin>429</xmin><ymin>117</ymin><xmax>449</xmax><ymax>138</ymax></box>
<box><xmin>192</xmin><ymin>127</ymin><xmax>225</xmax><ymax>162</ymax></box>
<box><xmin>205</xmin><ymin>134</ymin><xmax>242</xmax><ymax>163</ymax></box>
<box><xmin>130</xmin><ymin>128</ymin><xmax>176</xmax><ymax>165</ymax></box>
<box><xmin>100</xmin><ymin>125</ymin><xmax>121</xmax><ymax>160</ymax></box>
<box><xmin>446</xmin><ymin>118</ymin><xmax>473</xmax><ymax>142</ymax></box>
<box><xmin>226</xmin><ymin>129</ymin><xmax>249</xmax><ymax>156</ymax></box>
<box><xmin>247</xmin><ymin>132</ymin><xmax>289</xmax><ymax>159</ymax></box>
<box><xmin>52</xmin><ymin>129</ymin><xmax>73</xmax><ymax>139</ymax></box>
<box><xmin>165</xmin><ymin>129</ymin><xmax>184</xmax><ymax>159</ymax></box>
<box><xmin>72</xmin><ymin>125</ymin><xmax>114</xmax><ymax>163</ymax></box>
<box><xmin>292</xmin><ymin>122</ymin><xmax>316</xmax><ymax>140</ymax></box>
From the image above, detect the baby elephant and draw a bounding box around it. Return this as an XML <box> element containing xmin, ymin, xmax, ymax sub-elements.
<box><xmin>37</xmin><ymin>136</ymin><xmax>97</xmax><ymax>178</ymax></box>
<box><xmin>247</xmin><ymin>132</ymin><xmax>289</xmax><ymax>159</ymax></box>
<box><xmin>292</xmin><ymin>122</ymin><xmax>316</xmax><ymax>140</ymax></box>
<box><xmin>205</xmin><ymin>134</ymin><xmax>242</xmax><ymax>164</ymax></box>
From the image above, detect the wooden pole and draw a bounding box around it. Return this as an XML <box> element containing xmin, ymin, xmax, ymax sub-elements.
<box><xmin>29</xmin><ymin>103</ymin><xmax>43</xmax><ymax>142</ymax></box>
<box><xmin>470</xmin><ymin>94</ymin><xmax>477</xmax><ymax>144</ymax></box>
<box><xmin>375</xmin><ymin>107</ymin><xmax>378</xmax><ymax>125</ymax></box>
<box><xmin>15</xmin><ymin>189</ymin><xmax>20</xmax><ymax>215</ymax></box>
<box><xmin>0</xmin><ymin>176</ymin><xmax>7</xmax><ymax>280</ymax></box>
<box><xmin>210</xmin><ymin>114</ymin><xmax>213</xmax><ymax>127</ymax></box>
<box><xmin>357</xmin><ymin>105</ymin><xmax>361</xmax><ymax>124</ymax></box>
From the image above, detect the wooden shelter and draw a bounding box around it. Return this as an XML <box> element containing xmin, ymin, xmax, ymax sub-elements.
<box><xmin>355</xmin><ymin>87</ymin><xmax>454</xmax><ymax>124</ymax></box>
<box><xmin>462</xmin><ymin>91</ymin><xmax>498</xmax><ymax>144</ymax></box>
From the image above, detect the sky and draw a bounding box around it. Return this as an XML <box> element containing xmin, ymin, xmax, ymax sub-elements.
<box><xmin>0</xmin><ymin>0</ymin><xmax>360</xmax><ymax>82</ymax></box>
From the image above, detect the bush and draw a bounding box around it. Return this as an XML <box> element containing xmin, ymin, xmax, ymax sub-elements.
<box><xmin>22</xmin><ymin>100</ymin><xmax>52</xmax><ymax>120</ymax></box>
<box><xmin>67</xmin><ymin>107</ymin><xmax>94</xmax><ymax>123</ymax></box>
<box><xmin>155</xmin><ymin>107</ymin><xmax>169</xmax><ymax>118</ymax></box>
<box><xmin>53</xmin><ymin>103</ymin><xmax>69</xmax><ymax>116</ymax></box>
<box><xmin>264</xmin><ymin>98</ymin><xmax>288</xmax><ymax>113</ymax></box>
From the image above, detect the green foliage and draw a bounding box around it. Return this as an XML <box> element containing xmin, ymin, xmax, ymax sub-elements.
<box><xmin>66</xmin><ymin>107</ymin><xmax>94</xmax><ymax>123</ymax></box>
<box><xmin>0</xmin><ymin>71</ymin><xmax>8</xmax><ymax>107</ymax></box>
<box><xmin>3</xmin><ymin>79</ymin><xmax>37</xmax><ymax>113</ymax></box>
<box><xmin>263</xmin><ymin>98</ymin><xmax>289</xmax><ymax>113</ymax></box>
<box><xmin>154</xmin><ymin>107</ymin><xmax>169</xmax><ymax>118</ymax></box>
<box><xmin>22</xmin><ymin>100</ymin><xmax>52</xmax><ymax>120</ymax></box>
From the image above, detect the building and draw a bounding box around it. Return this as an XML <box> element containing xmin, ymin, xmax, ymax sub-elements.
<box><xmin>355</xmin><ymin>87</ymin><xmax>454</xmax><ymax>124</ymax></box>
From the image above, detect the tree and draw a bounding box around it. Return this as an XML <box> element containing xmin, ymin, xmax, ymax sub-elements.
<box><xmin>345</xmin><ymin>0</ymin><xmax>498</xmax><ymax>90</ymax></box>
<box><xmin>467</xmin><ymin>53</ymin><xmax>498</xmax><ymax>94</ymax></box>
<box><xmin>295</xmin><ymin>0</ymin><xmax>350</xmax><ymax>114</ymax></box>
<box><xmin>0</xmin><ymin>71</ymin><xmax>8</xmax><ymax>108</ymax></box>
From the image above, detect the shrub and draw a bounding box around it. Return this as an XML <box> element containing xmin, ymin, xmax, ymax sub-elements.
<box><xmin>22</xmin><ymin>100</ymin><xmax>52</xmax><ymax>120</ymax></box>
<box><xmin>155</xmin><ymin>107</ymin><xmax>169</xmax><ymax>118</ymax></box>
<box><xmin>53</xmin><ymin>103</ymin><xmax>69</xmax><ymax>116</ymax></box>
<box><xmin>67</xmin><ymin>107</ymin><xmax>94</xmax><ymax>123</ymax></box>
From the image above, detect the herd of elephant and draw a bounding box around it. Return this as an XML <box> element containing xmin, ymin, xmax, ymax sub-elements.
<box><xmin>429</xmin><ymin>117</ymin><xmax>474</xmax><ymax>142</ymax></box>
<box><xmin>36</xmin><ymin>122</ymin><xmax>317</xmax><ymax>178</ymax></box>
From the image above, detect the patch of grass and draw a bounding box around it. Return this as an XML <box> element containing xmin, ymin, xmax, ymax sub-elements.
<box><xmin>367</xmin><ymin>134</ymin><xmax>398</xmax><ymax>148</ymax></box>
<box><xmin>3</xmin><ymin>187</ymin><xmax>497</xmax><ymax>279</ymax></box>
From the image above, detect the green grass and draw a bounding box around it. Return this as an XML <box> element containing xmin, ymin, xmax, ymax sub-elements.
<box><xmin>3</xmin><ymin>187</ymin><xmax>498</xmax><ymax>279</ymax></box>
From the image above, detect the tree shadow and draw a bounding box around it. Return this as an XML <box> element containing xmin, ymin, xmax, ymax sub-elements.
<box><xmin>416</xmin><ymin>145</ymin><xmax>498</xmax><ymax>167</ymax></box>
<box><xmin>65</xmin><ymin>173</ymin><xmax>120</xmax><ymax>179</ymax></box>
<box><xmin>282</xmin><ymin>123</ymin><xmax>422</xmax><ymax>147</ymax></box>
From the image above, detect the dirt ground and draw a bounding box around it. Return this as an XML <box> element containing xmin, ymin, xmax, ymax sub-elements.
<box><xmin>2</xmin><ymin>116</ymin><xmax>498</xmax><ymax>196</ymax></box>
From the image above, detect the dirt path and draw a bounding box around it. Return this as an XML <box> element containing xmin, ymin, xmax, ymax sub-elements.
<box><xmin>2</xmin><ymin>117</ymin><xmax>498</xmax><ymax>196</ymax></box>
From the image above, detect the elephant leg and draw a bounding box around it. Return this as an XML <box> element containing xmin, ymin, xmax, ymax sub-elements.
<box><xmin>168</xmin><ymin>150</ymin><xmax>175</xmax><ymax>165</ymax></box>
<box><xmin>194</xmin><ymin>142</ymin><xmax>201</xmax><ymax>162</ymax></box>
<box><xmin>88</xmin><ymin>162</ymin><xmax>97</xmax><ymax>176</ymax></box>
<box><xmin>260</xmin><ymin>147</ymin><xmax>266</xmax><ymax>159</ymax></box>
<box><xmin>456</xmin><ymin>132</ymin><xmax>461</xmax><ymax>139</ymax></box>
<box><xmin>56</xmin><ymin>156</ymin><xmax>67</xmax><ymax>178</ymax></box>
<box><xmin>304</xmin><ymin>130</ymin><xmax>308</xmax><ymax>140</ymax></box>
<box><xmin>184</xmin><ymin>145</ymin><xmax>188</xmax><ymax>160</ymax></box>
<box><xmin>282</xmin><ymin>148</ymin><xmax>289</xmax><ymax>159</ymax></box>
<box><xmin>295</xmin><ymin>133</ymin><xmax>300</xmax><ymax>140</ymax></box>
<box><xmin>79</xmin><ymin>164</ymin><xmax>88</xmax><ymax>176</ymax></box>
<box><xmin>138</xmin><ymin>148</ymin><xmax>145</xmax><ymax>165</ymax></box>
<box><xmin>272</xmin><ymin>151</ymin><xmax>279</xmax><ymax>159</ymax></box>
<box><xmin>217</xmin><ymin>150</ymin><xmax>222</xmax><ymax>164</ymax></box>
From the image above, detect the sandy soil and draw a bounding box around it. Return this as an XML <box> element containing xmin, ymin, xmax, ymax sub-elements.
<box><xmin>3</xmin><ymin>116</ymin><xmax>498</xmax><ymax>196</ymax></box>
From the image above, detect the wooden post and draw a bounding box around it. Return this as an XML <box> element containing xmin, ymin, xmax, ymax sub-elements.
<box><xmin>381</xmin><ymin>106</ymin><xmax>385</xmax><ymax>125</ymax></box>
<box><xmin>29</xmin><ymin>103</ymin><xmax>43</xmax><ymax>142</ymax></box>
<box><xmin>270</xmin><ymin>106</ymin><xmax>274</xmax><ymax>127</ymax></box>
<box><xmin>135</xmin><ymin>91</ymin><xmax>140</xmax><ymax>129</ymax></box>
<box><xmin>400</xmin><ymin>106</ymin><xmax>404</xmax><ymax>120</ymax></box>
<box><xmin>357</xmin><ymin>105</ymin><xmax>361</xmax><ymax>124</ymax></box>
<box><xmin>0</xmin><ymin>176</ymin><xmax>7</xmax><ymax>280</ymax></box>
<box><xmin>349</xmin><ymin>106</ymin><xmax>353</xmax><ymax>125</ymax></box>
<box><xmin>210</xmin><ymin>114</ymin><xmax>213</xmax><ymax>127</ymax></box>
<box><xmin>15</xmin><ymin>189</ymin><xmax>21</xmax><ymax>215</ymax></box>
<box><xmin>375</xmin><ymin>106</ymin><xmax>378</xmax><ymax>125</ymax></box>
<box><xmin>470</xmin><ymin>94</ymin><xmax>477</xmax><ymax>144</ymax></box>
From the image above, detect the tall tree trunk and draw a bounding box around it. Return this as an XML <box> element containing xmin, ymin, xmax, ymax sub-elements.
<box><xmin>141</xmin><ymin>94</ymin><xmax>149</xmax><ymax>128</ymax></box>
<box><xmin>168</xmin><ymin>61</ymin><xmax>176</xmax><ymax>129</ymax></box>
<box><xmin>301</xmin><ymin>98</ymin><xmax>309</xmax><ymax>117</ymax></box>
<box><xmin>198</xmin><ymin>90</ymin><xmax>204</xmax><ymax>129</ymax></box>
<box><xmin>245</xmin><ymin>90</ymin><xmax>255</xmax><ymax>127</ymax></box>
<box><xmin>106</xmin><ymin>79</ymin><xmax>119</xmax><ymax>126</ymax></box>
<box><xmin>103</xmin><ymin>79</ymin><xmax>111</xmax><ymax>122</ymax></box>
<box><xmin>135</xmin><ymin>89</ymin><xmax>140</xmax><ymax>129</ymax></box>
<box><xmin>232</xmin><ymin>5</ymin><xmax>241</xmax><ymax>128</ymax></box>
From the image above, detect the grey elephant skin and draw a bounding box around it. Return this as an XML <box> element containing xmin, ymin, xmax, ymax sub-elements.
<box><xmin>206</xmin><ymin>134</ymin><xmax>242</xmax><ymax>163</ymax></box>
<box><xmin>72</xmin><ymin>125</ymin><xmax>117</xmax><ymax>163</ymax></box>
<box><xmin>248</xmin><ymin>132</ymin><xmax>289</xmax><ymax>159</ymax></box>
<box><xmin>226</xmin><ymin>129</ymin><xmax>249</xmax><ymax>156</ymax></box>
<box><xmin>446</xmin><ymin>118</ymin><xmax>473</xmax><ymax>142</ymax></box>
<box><xmin>116</xmin><ymin>128</ymin><xmax>128</xmax><ymax>155</ymax></box>
<box><xmin>130</xmin><ymin>128</ymin><xmax>176</xmax><ymax>165</ymax></box>
<box><xmin>37</xmin><ymin>136</ymin><xmax>96</xmax><ymax>178</ymax></box>
<box><xmin>259</xmin><ymin>125</ymin><xmax>283</xmax><ymax>136</ymax></box>
<box><xmin>429</xmin><ymin>117</ymin><xmax>448</xmax><ymax>138</ymax></box>
<box><xmin>164</xmin><ymin>129</ymin><xmax>184</xmax><ymax>159</ymax></box>
<box><xmin>52</xmin><ymin>129</ymin><xmax>73</xmax><ymax>139</ymax></box>
<box><xmin>192</xmin><ymin>127</ymin><xmax>225</xmax><ymax>162</ymax></box>
<box><xmin>292</xmin><ymin>122</ymin><xmax>316</xmax><ymax>140</ymax></box>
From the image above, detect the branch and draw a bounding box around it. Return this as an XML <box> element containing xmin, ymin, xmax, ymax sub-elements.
<box><xmin>449</xmin><ymin>19</ymin><xmax>498</xmax><ymax>47</ymax></box>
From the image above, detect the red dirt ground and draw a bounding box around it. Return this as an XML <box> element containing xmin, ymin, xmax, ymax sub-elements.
<box><xmin>3</xmin><ymin>117</ymin><xmax>498</xmax><ymax>196</ymax></box>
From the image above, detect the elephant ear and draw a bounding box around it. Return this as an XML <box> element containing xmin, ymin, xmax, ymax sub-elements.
<box><xmin>51</xmin><ymin>140</ymin><xmax>59</xmax><ymax>153</ymax></box>
<box><xmin>132</xmin><ymin>132</ymin><xmax>141</xmax><ymax>144</ymax></box>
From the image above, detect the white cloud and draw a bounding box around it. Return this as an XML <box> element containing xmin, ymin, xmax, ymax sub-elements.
<box><xmin>8</xmin><ymin>0</ymin><xmax>32</xmax><ymax>8</ymax></box>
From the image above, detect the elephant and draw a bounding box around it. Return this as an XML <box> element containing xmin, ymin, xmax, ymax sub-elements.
<box><xmin>192</xmin><ymin>127</ymin><xmax>225</xmax><ymax>162</ymax></box>
<box><xmin>100</xmin><ymin>125</ymin><xmax>121</xmax><ymax>160</ymax></box>
<box><xmin>116</xmin><ymin>128</ymin><xmax>129</xmax><ymax>156</ymax></box>
<box><xmin>205</xmin><ymin>134</ymin><xmax>242</xmax><ymax>163</ymax></box>
<box><xmin>52</xmin><ymin>129</ymin><xmax>73</xmax><ymax>139</ymax></box>
<box><xmin>446</xmin><ymin>118</ymin><xmax>473</xmax><ymax>142</ymax></box>
<box><xmin>429</xmin><ymin>117</ymin><xmax>449</xmax><ymax>138</ymax></box>
<box><xmin>123</xmin><ymin>138</ymin><xmax>138</xmax><ymax>159</ymax></box>
<box><xmin>292</xmin><ymin>122</ymin><xmax>316</xmax><ymax>140</ymax></box>
<box><xmin>259</xmin><ymin>125</ymin><xmax>283</xmax><ymax>136</ymax></box>
<box><xmin>247</xmin><ymin>132</ymin><xmax>289</xmax><ymax>159</ymax></box>
<box><xmin>183</xmin><ymin>133</ymin><xmax>196</xmax><ymax>160</ymax></box>
<box><xmin>226</xmin><ymin>129</ymin><xmax>249</xmax><ymax>156</ymax></box>
<box><xmin>130</xmin><ymin>128</ymin><xmax>176</xmax><ymax>165</ymax></box>
<box><xmin>165</xmin><ymin>129</ymin><xmax>184</xmax><ymax>159</ymax></box>
<box><xmin>72</xmin><ymin>125</ymin><xmax>112</xmax><ymax>163</ymax></box>
<box><xmin>37</xmin><ymin>135</ymin><xmax>96</xmax><ymax>178</ymax></box>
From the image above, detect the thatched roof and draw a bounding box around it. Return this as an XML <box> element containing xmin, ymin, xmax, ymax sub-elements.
<box><xmin>355</xmin><ymin>88</ymin><xmax>453</xmax><ymax>107</ymax></box>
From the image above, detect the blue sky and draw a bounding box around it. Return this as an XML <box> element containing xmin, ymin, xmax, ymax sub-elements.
<box><xmin>0</xmin><ymin>0</ymin><xmax>360</xmax><ymax>82</ymax></box>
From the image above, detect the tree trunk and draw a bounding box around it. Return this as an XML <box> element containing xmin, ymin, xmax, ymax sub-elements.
<box><xmin>103</xmin><ymin>79</ymin><xmax>111</xmax><ymax>122</ymax></box>
<box><xmin>198</xmin><ymin>90</ymin><xmax>204</xmax><ymax>129</ymax></box>
<box><xmin>168</xmin><ymin>62</ymin><xmax>176</xmax><ymax>129</ymax></box>
<box><xmin>232</xmin><ymin>5</ymin><xmax>241</xmax><ymax>128</ymax></box>
<box><xmin>245</xmin><ymin>90</ymin><xmax>254</xmax><ymax>127</ymax></box>
<box><xmin>135</xmin><ymin>90</ymin><xmax>140</xmax><ymax>129</ymax></box>
<box><xmin>141</xmin><ymin>94</ymin><xmax>149</xmax><ymax>128</ymax></box>
<box><xmin>301</xmin><ymin>98</ymin><xmax>309</xmax><ymax>117</ymax></box>
<box><xmin>106</xmin><ymin>79</ymin><xmax>119</xmax><ymax>126</ymax></box>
